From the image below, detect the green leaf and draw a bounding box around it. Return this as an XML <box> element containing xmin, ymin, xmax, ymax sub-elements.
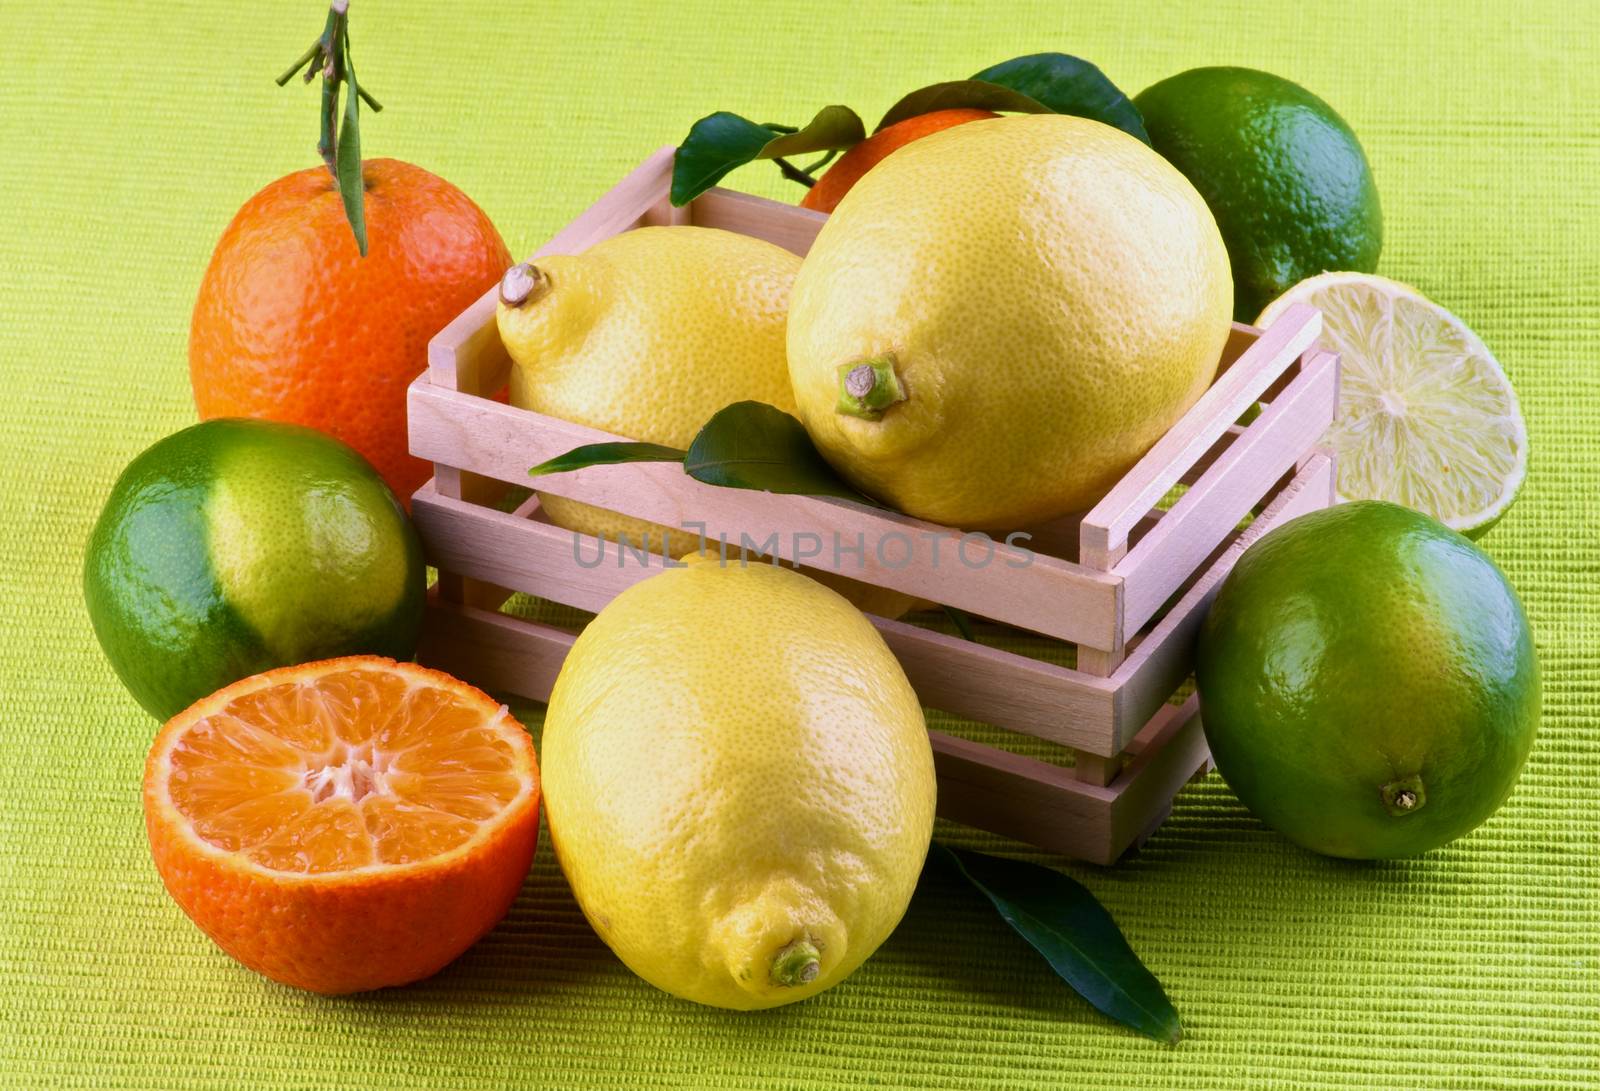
<box><xmin>491</xmin><ymin>486</ymin><xmax>534</xmax><ymax>514</ymax></box>
<box><xmin>525</xmin><ymin>403</ymin><xmax>881</xmax><ymax>507</ymax></box>
<box><xmin>683</xmin><ymin>401</ymin><xmax>881</xmax><ymax>506</ymax></box>
<box><xmin>941</xmin><ymin>605</ymin><xmax>977</xmax><ymax>642</ymax></box>
<box><xmin>671</xmin><ymin>105</ymin><xmax>866</xmax><ymax>206</ymax></box>
<box><xmin>973</xmin><ymin>53</ymin><xmax>1149</xmax><ymax>144</ymax></box>
<box><xmin>874</xmin><ymin>53</ymin><xmax>1149</xmax><ymax>146</ymax></box>
<box><xmin>761</xmin><ymin>106</ymin><xmax>868</xmax><ymax>159</ymax></box>
<box><xmin>528</xmin><ymin>441</ymin><xmax>686</xmax><ymax>478</ymax></box>
<box><xmin>335</xmin><ymin>34</ymin><xmax>368</xmax><ymax>256</ymax></box>
<box><xmin>935</xmin><ymin>845</ymin><xmax>1181</xmax><ymax>1044</ymax></box>
<box><xmin>876</xmin><ymin>80</ymin><xmax>1058</xmax><ymax>131</ymax></box>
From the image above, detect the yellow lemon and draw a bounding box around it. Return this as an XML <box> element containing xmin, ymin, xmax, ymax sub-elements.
<box><xmin>541</xmin><ymin>556</ymin><xmax>936</xmax><ymax>1010</ymax></box>
<box><xmin>498</xmin><ymin>226</ymin><xmax>794</xmax><ymax>552</ymax></box>
<box><xmin>498</xmin><ymin>225</ymin><xmax>915</xmax><ymax>617</ymax></box>
<box><xmin>787</xmin><ymin>114</ymin><xmax>1234</xmax><ymax>530</ymax></box>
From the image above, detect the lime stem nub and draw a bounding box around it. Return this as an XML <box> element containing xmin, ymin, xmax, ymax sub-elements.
<box><xmin>500</xmin><ymin>263</ymin><xmax>549</xmax><ymax>307</ymax></box>
<box><xmin>1381</xmin><ymin>774</ymin><xmax>1426</xmax><ymax>817</ymax></box>
<box><xmin>770</xmin><ymin>938</ymin><xmax>821</xmax><ymax>987</ymax></box>
<box><xmin>836</xmin><ymin>355</ymin><xmax>906</xmax><ymax>420</ymax></box>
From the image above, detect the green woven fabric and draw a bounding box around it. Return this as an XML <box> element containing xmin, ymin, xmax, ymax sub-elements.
<box><xmin>2</xmin><ymin>1</ymin><xmax>1596</xmax><ymax>1086</ymax></box>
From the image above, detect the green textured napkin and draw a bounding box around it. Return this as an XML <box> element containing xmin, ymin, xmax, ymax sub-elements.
<box><xmin>1</xmin><ymin>1</ymin><xmax>1595</xmax><ymax>1087</ymax></box>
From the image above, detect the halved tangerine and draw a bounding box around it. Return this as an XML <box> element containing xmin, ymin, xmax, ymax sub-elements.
<box><xmin>143</xmin><ymin>656</ymin><xmax>540</xmax><ymax>994</ymax></box>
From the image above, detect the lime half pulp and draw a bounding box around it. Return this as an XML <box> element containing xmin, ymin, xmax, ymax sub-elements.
<box><xmin>1258</xmin><ymin>272</ymin><xmax>1527</xmax><ymax>536</ymax></box>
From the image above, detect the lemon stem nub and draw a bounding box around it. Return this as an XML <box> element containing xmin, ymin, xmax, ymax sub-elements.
<box><xmin>1381</xmin><ymin>775</ymin><xmax>1426</xmax><ymax>817</ymax></box>
<box><xmin>500</xmin><ymin>262</ymin><xmax>549</xmax><ymax>307</ymax></box>
<box><xmin>836</xmin><ymin>356</ymin><xmax>906</xmax><ymax>420</ymax></box>
<box><xmin>770</xmin><ymin>939</ymin><xmax>821</xmax><ymax>987</ymax></box>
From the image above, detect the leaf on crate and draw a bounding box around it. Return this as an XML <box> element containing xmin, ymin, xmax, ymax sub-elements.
<box><xmin>684</xmin><ymin>401</ymin><xmax>883</xmax><ymax>507</ymax></box>
<box><xmin>492</xmin><ymin>486</ymin><xmax>535</xmax><ymax>514</ymax></box>
<box><xmin>524</xmin><ymin>403</ymin><xmax>881</xmax><ymax>508</ymax></box>
<box><xmin>876</xmin><ymin>53</ymin><xmax>1149</xmax><ymax>145</ymax></box>
<box><xmin>941</xmin><ymin>605</ymin><xmax>978</xmax><ymax>643</ymax></box>
<box><xmin>527</xmin><ymin>442</ymin><xmax>686</xmax><ymax>478</ymax></box>
<box><xmin>934</xmin><ymin>844</ymin><xmax>1181</xmax><ymax>1045</ymax></box>
<box><xmin>671</xmin><ymin>105</ymin><xmax>867</xmax><ymax>206</ymax></box>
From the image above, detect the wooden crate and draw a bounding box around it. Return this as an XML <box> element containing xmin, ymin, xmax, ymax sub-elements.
<box><xmin>407</xmin><ymin>146</ymin><xmax>1340</xmax><ymax>865</ymax></box>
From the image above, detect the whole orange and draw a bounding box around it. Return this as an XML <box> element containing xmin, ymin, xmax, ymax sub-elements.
<box><xmin>800</xmin><ymin>108</ymin><xmax>998</xmax><ymax>214</ymax></box>
<box><xmin>190</xmin><ymin>158</ymin><xmax>511</xmax><ymax>504</ymax></box>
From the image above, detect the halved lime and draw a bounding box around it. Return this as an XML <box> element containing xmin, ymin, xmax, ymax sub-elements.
<box><xmin>1258</xmin><ymin>272</ymin><xmax>1526</xmax><ymax>536</ymax></box>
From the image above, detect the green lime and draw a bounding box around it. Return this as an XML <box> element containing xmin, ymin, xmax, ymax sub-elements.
<box><xmin>1196</xmin><ymin>501</ymin><xmax>1539</xmax><ymax>859</ymax></box>
<box><xmin>1134</xmin><ymin>66</ymin><xmax>1382</xmax><ymax>320</ymax></box>
<box><xmin>84</xmin><ymin>419</ymin><xmax>425</xmax><ymax>720</ymax></box>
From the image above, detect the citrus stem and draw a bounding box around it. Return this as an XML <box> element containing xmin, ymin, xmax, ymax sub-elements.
<box><xmin>275</xmin><ymin>40</ymin><xmax>324</xmax><ymax>86</ymax></box>
<box><xmin>756</xmin><ymin>122</ymin><xmax>837</xmax><ymax>185</ymax></box>
<box><xmin>1381</xmin><ymin>774</ymin><xmax>1427</xmax><ymax>817</ymax></box>
<box><xmin>837</xmin><ymin>355</ymin><xmax>907</xmax><ymax>420</ymax></box>
<box><xmin>770</xmin><ymin>939</ymin><xmax>821</xmax><ymax>987</ymax></box>
<box><xmin>800</xmin><ymin>148</ymin><xmax>840</xmax><ymax>175</ymax></box>
<box><xmin>773</xmin><ymin>157</ymin><xmax>817</xmax><ymax>188</ymax></box>
<box><xmin>275</xmin><ymin>31</ymin><xmax>380</xmax><ymax>112</ymax></box>
<box><xmin>277</xmin><ymin>1</ymin><xmax>382</xmax><ymax>256</ymax></box>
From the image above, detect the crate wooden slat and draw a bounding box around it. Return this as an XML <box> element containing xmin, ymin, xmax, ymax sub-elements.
<box><xmin>1081</xmin><ymin>315</ymin><xmax>1324</xmax><ymax>556</ymax></box>
<box><xmin>411</xmin><ymin>483</ymin><xmax>1119</xmax><ymax>751</ymax></box>
<box><xmin>1114</xmin><ymin>349</ymin><xmax>1339</xmax><ymax>634</ymax></box>
<box><xmin>410</xmin><ymin>381</ymin><xmax>1127</xmax><ymax>650</ymax></box>
<box><xmin>409</xmin><ymin>147</ymin><xmax>1341</xmax><ymax>864</ymax></box>
<box><xmin>413</xmin><ymin>452</ymin><xmax>1333</xmax><ymax>863</ymax></box>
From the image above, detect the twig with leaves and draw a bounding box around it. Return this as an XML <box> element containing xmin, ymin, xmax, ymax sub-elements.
<box><xmin>276</xmin><ymin>0</ymin><xmax>381</xmax><ymax>255</ymax></box>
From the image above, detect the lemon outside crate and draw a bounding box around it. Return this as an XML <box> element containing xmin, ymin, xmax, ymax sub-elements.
<box><xmin>406</xmin><ymin>146</ymin><xmax>1341</xmax><ymax>865</ymax></box>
